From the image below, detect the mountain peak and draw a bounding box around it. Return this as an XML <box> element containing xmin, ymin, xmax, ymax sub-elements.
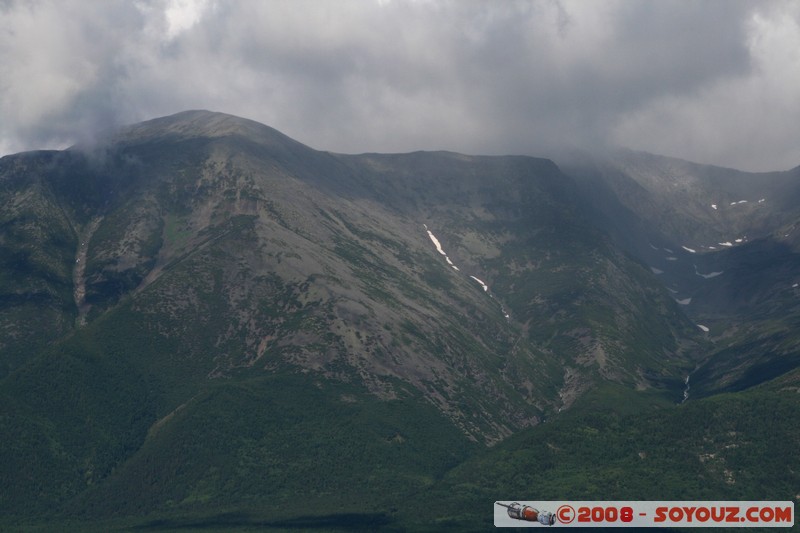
<box><xmin>106</xmin><ymin>110</ymin><xmax>306</xmax><ymax>150</ymax></box>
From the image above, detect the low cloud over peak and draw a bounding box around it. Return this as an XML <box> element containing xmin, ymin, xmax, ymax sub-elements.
<box><xmin>1</xmin><ymin>0</ymin><xmax>799</xmax><ymax>171</ymax></box>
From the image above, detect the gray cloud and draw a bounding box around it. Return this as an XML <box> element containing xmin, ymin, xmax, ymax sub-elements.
<box><xmin>1</xmin><ymin>0</ymin><xmax>798</xmax><ymax>171</ymax></box>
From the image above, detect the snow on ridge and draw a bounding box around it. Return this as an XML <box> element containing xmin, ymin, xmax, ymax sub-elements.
<box><xmin>730</xmin><ymin>200</ymin><xmax>748</xmax><ymax>205</ymax></box>
<box><xmin>682</xmin><ymin>246</ymin><xmax>696</xmax><ymax>253</ymax></box>
<box><xmin>719</xmin><ymin>241</ymin><xmax>733</xmax><ymax>247</ymax></box>
<box><xmin>697</xmin><ymin>324</ymin><xmax>709</xmax><ymax>332</ymax></box>
<box><xmin>675</xmin><ymin>297</ymin><xmax>692</xmax><ymax>305</ymax></box>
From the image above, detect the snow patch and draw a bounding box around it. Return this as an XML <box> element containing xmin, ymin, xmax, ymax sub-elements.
<box><xmin>650</xmin><ymin>267</ymin><xmax>664</xmax><ymax>274</ymax></box>
<box><xmin>426</xmin><ymin>230</ymin><xmax>447</xmax><ymax>256</ymax></box>
<box><xmin>470</xmin><ymin>276</ymin><xmax>489</xmax><ymax>292</ymax></box>
<box><xmin>715</xmin><ymin>237</ymin><xmax>745</xmax><ymax>248</ymax></box>
<box><xmin>695</xmin><ymin>266</ymin><xmax>724</xmax><ymax>279</ymax></box>
<box><xmin>682</xmin><ymin>246</ymin><xmax>696</xmax><ymax>253</ymax></box>
<box><xmin>665</xmin><ymin>256</ymin><xmax>678</xmax><ymax>261</ymax></box>
<box><xmin>711</xmin><ymin>204</ymin><xmax>717</xmax><ymax>210</ymax></box>
<box><xmin>425</xmin><ymin>226</ymin><xmax>460</xmax><ymax>272</ymax></box>
<box><xmin>758</xmin><ymin>198</ymin><xmax>766</xmax><ymax>203</ymax></box>
<box><xmin>675</xmin><ymin>297</ymin><xmax>692</xmax><ymax>305</ymax></box>
<box><xmin>423</xmin><ymin>225</ymin><xmax>508</xmax><ymax>320</ymax></box>
<box><xmin>697</xmin><ymin>324</ymin><xmax>709</xmax><ymax>332</ymax></box>
<box><xmin>730</xmin><ymin>200</ymin><xmax>748</xmax><ymax>205</ymax></box>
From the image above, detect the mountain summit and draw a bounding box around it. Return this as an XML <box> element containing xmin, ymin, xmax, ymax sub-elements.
<box><xmin>107</xmin><ymin>109</ymin><xmax>302</xmax><ymax>146</ymax></box>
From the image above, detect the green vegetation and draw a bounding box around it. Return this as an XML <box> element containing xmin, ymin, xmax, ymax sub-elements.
<box><xmin>72</xmin><ymin>374</ymin><xmax>475</xmax><ymax>518</ymax></box>
<box><xmin>4</xmin><ymin>374</ymin><xmax>796</xmax><ymax>531</ymax></box>
<box><xmin>396</xmin><ymin>386</ymin><xmax>800</xmax><ymax>531</ymax></box>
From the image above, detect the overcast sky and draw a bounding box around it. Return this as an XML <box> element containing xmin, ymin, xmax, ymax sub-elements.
<box><xmin>1</xmin><ymin>0</ymin><xmax>799</xmax><ymax>171</ymax></box>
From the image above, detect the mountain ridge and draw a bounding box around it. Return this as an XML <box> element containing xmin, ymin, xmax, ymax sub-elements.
<box><xmin>1</xmin><ymin>110</ymin><xmax>704</xmax><ymax>421</ymax></box>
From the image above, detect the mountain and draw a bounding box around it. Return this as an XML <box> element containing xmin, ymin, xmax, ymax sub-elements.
<box><xmin>560</xmin><ymin>149</ymin><xmax>800</xmax><ymax>398</ymax></box>
<box><xmin>0</xmin><ymin>111</ymin><xmax>797</xmax><ymax>530</ymax></box>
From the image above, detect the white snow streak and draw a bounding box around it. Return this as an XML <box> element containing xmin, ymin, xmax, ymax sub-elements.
<box><xmin>711</xmin><ymin>204</ymin><xmax>718</xmax><ymax>210</ymax></box>
<box><xmin>650</xmin><ymin>267</ymin><xmax>664</xmax><ymax>274</ymax></box>
<box><xmin>424</xmin><ymin>226</ymin><xmax>460</xmax><ymax>271</ymax></box>
<box><xmin>675</xmin><ymin>297</ymin><xmax>692</xmax><ymax>305</ymax></box>
<box><xmin>426</xmin><ymin>230</ymin><xmax>447</xmax><ymax>256</ymax></box>
<box><xmin>697</xmin><ymin>324</ymin><xmax>709</xmax><ymax>332</ymax></box>
<box><xmin>470</xmin><ymin>275</ymin><xmax>489</xmax><ymax>292</ymax></box>
<box><xmin>682</xmin><ymin>246</ymin><xmax>696</xmax><ymax>253</ymax></box>
<box><xmin>423</xmin><ymin>224</ymin><xmax>506</xmax><ymax>319</ymax></box>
